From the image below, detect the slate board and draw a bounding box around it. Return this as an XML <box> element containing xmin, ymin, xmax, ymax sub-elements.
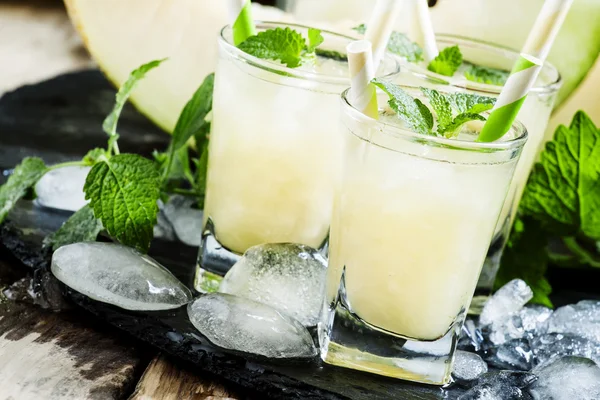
<box><xmin>1</xmin><ymin>70</ymin><xmax>598</xmax><ymax>400</ymax></box>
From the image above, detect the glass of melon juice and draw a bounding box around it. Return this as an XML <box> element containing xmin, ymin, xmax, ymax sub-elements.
<box><xmin>196</xmin><ymin>22</ymin><xmax>400</xmax><ymax>290</ymax></box>
<box><xmin>393</xmin><ymin>35</ymin><xmax>561</xmax><ymax>306</ymax></box>
<box><xmin>319</xmin><ymin>87</ymin><xmax>527</xmax><ymax>385</ymax></box>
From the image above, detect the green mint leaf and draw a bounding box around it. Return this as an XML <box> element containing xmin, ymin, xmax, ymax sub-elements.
<box><xmin>0</xmin><ymin>157</ymin><xmax>46</xmax><ymax>224</ymax></box>
<box><xmin>170</xmin><ymin>73</ymin><xmax>214</xmax><ymax>152</ymax></box>
<box><xmin>103</xmin><ymin>59</ymin><xmax>167</xmax><ymax>145</ymax></box>
<box><xmin>447</xmin><ymin>93</ymin><xmax>496</xmax><ymax>114</ymax></box>
<box><xmin>238</xmin><ymin>27</ymin><xmax>306</xmax><ymax>68</ymax></box>
<box><xmin>439</xmin><ymin>113</ymin><xmax>486</xmax><ymax>138</ymax></box>
<box><xmin>464</xmin><ymin>62</ymin><xmax>510</xmax><ymax>86</ymax></box>
<box><xmin>427</xmin><ymin>45</ymin><xmax>463</xmax><ymax>77</ymax></box>
<box><xmin>352</xmin><ymin>24</ymin><xmax>366</xmax><ymax>35</ymax></box>
<box><xmin>372</xmin><ymin>80</ymin><xmax>433</xmax><ymax>136</ymax></box>
<box><xmin>521</xmin><ymin>111</ymin><xmax>600</xmax><ymax>240</ymax></box>
<box><xmin>194</xmin><ymin>140</ymin><xmax>210</xmax><ymax>209</ymax></box>
<box><xmin>495</xmin><ymin>216</ymin><xmax>553</xmax><ymax>308</ymax></box>
<box><xmin>83</xmin><ymin>148</ymin><xmax>108</xmax><ymax>166</ymax></box>
<box><xmin>387</xmin><ymin>31</ymin><xmax>424</xmax><ymax>63</ymax></box>
<box><xmin>44</xmin><ymin>205</ymin><xmax>103</xmax><ymax>251</ymax></box>
<box><xmin>421</xmin><ymin>88</ymin><xmax>453</xmax><ymax>130</ymax></box>
<box><xmin>307</xmin><ymin>28</ymin><xmax>324</xmax><ymax>53</ymax></box>
<box><xmin>84</xmin><ymin>154</ymin><xmax>161</xmax><ymax>252</ymax></box>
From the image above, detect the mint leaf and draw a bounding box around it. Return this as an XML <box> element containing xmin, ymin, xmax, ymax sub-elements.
<box><xmin>103</xmin><ymin>59</ymin><xmax>167</xmax><ymax>151</ymax></box>
<box><xmin>170</xmin><ymin>73</ymin><xmax>214</xmax><ymax>152</ymax></box>
<box><xmin>238</xmin><ymin>27</ymin><xmax>306</xmax><ymax>68</ymax></box>
<box><xmin>352</xmin><ymin>24</ymin><xmax>366</xmax><ymax>35</ymax></box>
<box><xmin>45</xmin><ymin>205</ymin><xmax>103</xmax><ymax>251</ymax></box>
<box><xmin>84</xmin><ymin>154</ymin><xmax>161</xmax><ymax>252</ymax></box>
<box><xmin>83</xmin><ymin>148</ymin><xmax>108</xmax><ymax>166</ymax></box>
<box><xmin>495</xmin><ymin>216</ymin><xmax>553</xmax><ymax>308</ymax></box>
<box><xmin>427</xmin><ymin>45</ymin><xmax>463</xmax><ymax>77</ymax></box>
<box><xmin>194</xmin><ymin>140</ymin><xmax>210</xmax><ymax>209</ymax></box>
<box><xmin>314</xmin><ymin>48</ymin><xmax>347</xmax><ymax>62</ymax></box>
<box><xmin>0</xmin><ymin>157</ymin><xmax>46</xmax><ymax>224</ymax></box>
<box><xmin>440</xmin><ymin>113</ymin><xmax>486</xmax><ymax>138</ymax></box>
<box><xmin>372</xmin><ymin>80</ymin><xmax>433</xmax><ymax>136</ymax></box>
<box><xmin>464</xmin><ymin>62</ymin><xmax>509</xmax><ymax>86</ymax></box>
<box><xmin>307</xmin><ymin>28</ymin><xmax>324</xmax><ymax>53</ymax></box>
<box><xmin>421</xmin><ymin>88</ymin><xmax>453</xmax><ymax>130</ymax></box>
<box><xmin>387</xmin><ymin>31</ymin><xmax>424</xmax><ymax>63</ymax></box>
<box><xmin>521</xmin><ymin>111</ymin><xmax>600</xmax><ymax>240</ymax></box>
<box><xmin>447</xmin><ymin>93</ymin><xmax>496</xmax><ymax>114</ymax></box>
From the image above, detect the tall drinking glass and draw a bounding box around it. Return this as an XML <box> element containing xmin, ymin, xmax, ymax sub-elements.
<box><xmin>319</xmin><ymin>88</ymin><xmax>527</xmax><ymax>385</ymax></box>
<box><xmin>393</xmin><ymin>35</ymin><xmax>561</xmax><ymax>306</ymax></box>
<box><xmin>196</xmin><ymin>22</ymin><xmax>400</xmax><ymax>291</ymax></box>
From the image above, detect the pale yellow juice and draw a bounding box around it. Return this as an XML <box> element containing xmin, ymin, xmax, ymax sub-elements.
<box><xmin>327</xmin><ymin>109</ymin><xmax>525</xmax><ymax>341</ymax></box>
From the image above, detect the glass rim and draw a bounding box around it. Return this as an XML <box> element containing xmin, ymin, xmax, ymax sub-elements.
<box><xmin>218</xmin><ymin>21</ymin><xmax>401</xmax><ymax>86</ymax></box>
<box><xmin>401</xmin><ymin>34</ymin><xmax>563</xmax><ymax>96</ymax></box>
<box><xmin>341</xmin><ymin>88</ymin><xmax>528</xmax><ymax>153</ymax></box>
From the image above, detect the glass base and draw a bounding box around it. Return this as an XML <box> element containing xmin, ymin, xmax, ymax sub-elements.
<box><xmin>195</xmin><ymin>218</ymin><xmax>241</xmax><ymax>292</ymax></box>
<box><xmin>319</xmin><ymin>272</ymin><xmax>460</xmax><ymax>386</ymax></box>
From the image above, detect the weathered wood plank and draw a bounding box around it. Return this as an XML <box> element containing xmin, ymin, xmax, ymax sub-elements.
<box><xmin>129</xmin><ymin>355</ymin><xmax>240</xmax><ymax>400</ymax></box>
<box><xmin>0</xmin><ymin>299</ymin><xmax>151</xmax><ymax>400</ymax></box>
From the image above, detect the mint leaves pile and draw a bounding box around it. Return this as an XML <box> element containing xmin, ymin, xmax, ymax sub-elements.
<box><xmin>238</xmin><ymin>27</ymin><xmax>325</xmax><ymax>68</ymax></box>
<box><xmin>372</xmin><ymin>80</ymin><xmax>496</xmax><ymax>138</ymax></box>
<box><xmin>0</xmin><ymin>60</ymin><xmax>214</xmax><ymax>253</ymax></box>
<box><xmin>496</xmin><ymin>112</ymin><xmax>600</xmax><ymax>306</ymax></box>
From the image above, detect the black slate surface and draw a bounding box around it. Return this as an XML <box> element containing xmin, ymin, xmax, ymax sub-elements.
<box><xmin>0</xmin><ymin>71</ymin><xmax>450</xmax><ymax>400</ymax></box>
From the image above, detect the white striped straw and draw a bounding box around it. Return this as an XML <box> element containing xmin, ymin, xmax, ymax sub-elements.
<box><xmin>479</xmin><ymin>0</ymin><xmax>573</xmax><ymax>142</ymax></box>
<box><xmin>347</xmin><ymin>41</ymin><xmax>379</xmax><ymax>119</ymax></box>
<box><xmin>523</xmin><ymin>0</ymin><xmax>574</xmax><ymax>61</ymax></box>
<box><xmin>365</xmin><ymin>0</ymin><xmax>404</xmax><ymax>70</ymax></box>
<box><xmin>413</xmin><ymin>0</ymin><xmax>439</xmax><ymax>62</ymax></box>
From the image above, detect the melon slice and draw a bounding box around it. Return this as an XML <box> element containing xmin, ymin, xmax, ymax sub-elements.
<box><xmin>64</xmin><ymin>0</ymin><xmax>285</xmax><ymax>133</ymax></box>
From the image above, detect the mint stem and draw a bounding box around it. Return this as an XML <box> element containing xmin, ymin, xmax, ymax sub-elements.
<box><xmin>47</xmin><ymin>160</ymin><xmax>88</xmax><ymax>171</ymax></box>
<box><xmin>562</xmin><ymin>236</ymin><xmax>600</xmax><ymax>268</ymax></box>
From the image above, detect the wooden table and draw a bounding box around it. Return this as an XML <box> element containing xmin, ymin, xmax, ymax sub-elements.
<box><xmin>0</xmin><ymin>1</ymin><xmax>243</xmax><ymax>398</ymax></box>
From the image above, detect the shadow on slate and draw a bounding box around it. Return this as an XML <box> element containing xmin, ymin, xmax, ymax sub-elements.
<box><xmin>0</xmin><ymin>69</ymin><xmax>169</xmax><ymax>169</ymax></box>
<box><xmin>0</xmin><ymin>71</ymin><xmax>448</xmax><ymax>400</ymax></box>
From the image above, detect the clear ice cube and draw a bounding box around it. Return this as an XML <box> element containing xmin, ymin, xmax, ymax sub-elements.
<box><xmin>531</xmin><ymin>333</ymin><xmax>600</xmax><ymax>366</ymax></box>
<box><xmin>34</xmin><ymin>166</ymin><xmax>91</xmax><ymax>212</ymax></box>
<box><xmin>459</xmin><ymin>384</ymin><xmax>531</xmax><ymax>400</ymax></box>
<box><xmin>480</xmin><ymin>279</ymin><xmax>533</xmax><ymax>326</ymax></box>
<box><xmin>219</xmin><ymin>243</ymin><xmax>327</xmax><ymax>327</ymax></box>
<box><xmin>162</xmin><ymin>195</ymin><xmax>203</xmax><ymax>246</ymax></box>
<box><xmin>458</xmin><ymin>319</ymin><xmax>485</xmax><ymax>352</ymax></box>
<box><xmin>187</xmin><ymin>293</ymin><xmax>317</xmax><ymax>359</ymax></box>
<box><xmin>519</xmin><ymin>305</ymin><xmax>552</xmax><ymax>335</ymax></box>
<box><xmin>476</xmin><ymin>370</ymin><xmax>538</xmax><ymax>389</ymax></box>
<box><xmin>51</xmin><ymin>242</ymin><xmax>192</xmax><ymax>311</ymax></box>
<box><xmin>546</xmin><ymin>300</ymin><xmax>600</xmax><ymax>343</ymax></box>
<box><xmin>529</xmin><ymin>356</ymin><xmax>600</xmax><ymax>400</ymax></box>
<box><xmin>154</xmin><ymin>200</ymin><xmax>176</xmax><ymax>241</ymax></box>
<box><xmin>452</xmin><ymin>350</ymin><xmax>488</xmax><ymax>385</ymax></box>
<box><xmin>484</xmin><ymin>338</ymin><xmax>533</xmax><ymax>371</ymax></box>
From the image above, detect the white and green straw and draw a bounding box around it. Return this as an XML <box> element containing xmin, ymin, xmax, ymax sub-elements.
<box><xmin>229</xmin><ymin>0</ymin><xmax>256</xmax><ymax>46</ymax></box>
<box><xmin>478</xmin><ymin>0</ymin><xmax>573</xmax><ymax>142</ymax></box>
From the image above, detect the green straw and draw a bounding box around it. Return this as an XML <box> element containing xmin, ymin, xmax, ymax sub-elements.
<box><xmin>233</xmin><ymin>0</ymin><xmax>256</xmax><ymax>46</ymax></box>
<box><xmin>477</xmin><ymin>54</ymin><xmax>542</xmax><ymax>143</ymax></box>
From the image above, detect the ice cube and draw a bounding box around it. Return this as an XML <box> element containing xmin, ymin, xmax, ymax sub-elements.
<box><xmin>219</xmin><ymin>243</ymin><xmax>327</xmax><ymax>326</ymax></box>
<box><xmin>459</xmin><ymin>384</ymin><xmax>532</xmax><ymax>400</ymax></box>
<box><xmin>529</xmin><ymin>356</ymin><xmax>600</xmax><ymax>400</ymax></box>
<box><xmin>187</xmin><ymin>293</ymin><xmax>317</xmax><ymax>359</ymax></box>
<box><xmin>519</xmin><ymin>305</ymin><xmax>552</xmax><ymax>335</ymax></box>
<box><xmin>34</xmin><ymin>166</ymin><xmax>91</xmax><ymax>212</ymax></box>
<box><xmin>531</xmin><ymin>333</ymin><xmax>600</xmax><ymax>366</ymax></box>
<box><xmin>487</xmin><ymin>315</ymin><xmax>525</xmax><ymax>345</ymax></box>
<box><xmin>476</xmin><ymin>370</ymin><xmax>538</xmax><ymax>389</ymax></box>
<box><xmin>480</xmin><ymin>279</ymin><xmax>533</xmax><ymax>326</ymax></box>
<box><xmin>162</xmin><ymin>195</ymin><xmax>203</xmax><ymax>246</ymax></box>
<box><xmin>452</xmin><ymin>350</ymin><xmax>488</xmax><ymax>386</ymax></box>
<box><xmin>51</xmin><ymin>242</ymin><xmax>192</xmax><ymax>311</ymax></box>
<box><xmin>546</xmin><ymin>300</ymin><xmax>600</xmax><ymax>343</ymax></box>
<box><xmin>484</xmin><ymin>339</ymin><xmax>533</xmax><ymax>371</ymax></box>
<box><xmin>153</xmin><ymin>200</ymin><xmax>176</xmax><ymax>241</ymax></box>
<box><xmin>458</xmin><ymin>319</ymin><xmax>485</xmax><ymax>352</ymax></box>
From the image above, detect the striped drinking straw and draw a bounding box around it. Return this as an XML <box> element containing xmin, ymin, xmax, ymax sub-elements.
<box><xmin>478</xmin><ymin>0</ymin><xmax>574</xmax><ymax>143</ymax></box>
<box><xmin>347</xmin><ymin>41</ymin><xmax>379</xmax><ymax>119</ymax></box>
<box><xmin>229</xmin><ymin>0</ymin><xmax>256</xmax><ymax>46</ymax></box>
<box><xmin>365</xmin><ymin>0</ymin><xmax>404</xmax><ymax>70</ymax></box>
